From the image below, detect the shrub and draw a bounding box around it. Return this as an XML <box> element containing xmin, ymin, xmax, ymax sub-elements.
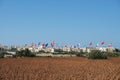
<box><xmin>16</xmin><ymin>49</ymin><xmax>35</xmax><ymax>57</ymax></box>
<box><xmin>76</xmin><ymin>52</ymin><xmax>85</xmax><ymax>57</ymax></box>
<box><xmin>10</xmin><ymin>48</ymin><xmax>17</xmax><ymax>52</ymax></box>
<box><xmin>0</xmin><ymin>52</ymin><xmax>4</xmax><ymax>58</ymax></box>
<box><xmin>54</xmin><ymin>49</ymin><xmax>64</xmax><ymax>53</ymax></box>
<box><xmin>39</xmin><ymin>50</ymin><xmax>45</xmax><ymax>53</ymax></box>
<box><xmin>87</xmin><ymin>50</ymin><xmax>107</xmax><ymax>59</ymax></box>
<box><xmin>69</xmin><ymin>51</ymin><xmax>76</xmax><ymax>54</ymax></box>
<box><xmin>105</xmin><ymin>52</ymin><xmax>120</xmax><ymax>57</ymax></box>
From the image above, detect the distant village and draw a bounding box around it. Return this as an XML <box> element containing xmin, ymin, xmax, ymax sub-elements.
<box><xmin>0</xmin><ymin>41</ymin><xmax>119</xmax><ymax>58</ymax></box>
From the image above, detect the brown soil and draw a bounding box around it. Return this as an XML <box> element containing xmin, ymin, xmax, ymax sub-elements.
<box><xmin>0</xmin><ymin>57</ymin><xmax>120</xmax><ymax>80</ymax></box>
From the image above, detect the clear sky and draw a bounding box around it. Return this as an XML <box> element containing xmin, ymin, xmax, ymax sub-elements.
<box><xmin>0</xmin><ymin>0</ymin><xmax>120</xmax><ymax>47</ymax></box>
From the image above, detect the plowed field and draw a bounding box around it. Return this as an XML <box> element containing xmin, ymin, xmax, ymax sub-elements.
<box><xmin>0</xmin><ymin>57</ymin><xmax>120</xmax><ymax>80</ymax></box>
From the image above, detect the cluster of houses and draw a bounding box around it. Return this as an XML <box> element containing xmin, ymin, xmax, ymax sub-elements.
<box><xmin>0</xmin><ymin>44</ymin><xmax>116</xmax><ymax>53</ymax></box>
<box><xmin>63</xmin><ymin>46</ymin><xmax>115</xmax><ymax>53</ymax></box>
<box><xmin>17</xmin><ymin>45</ymin><xmax>115</xmax><ymax>53</ymax></box>
<box><xmin>0</xmin><ymin>43</ymin><xmax>116</xmax><ymax>58</ymax></box>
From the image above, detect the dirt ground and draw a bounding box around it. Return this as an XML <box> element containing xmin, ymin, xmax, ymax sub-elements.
<box><xmin>0</xmin><ymin>57</ymin><xmax>120</xmax><ymax>80</ymax></box>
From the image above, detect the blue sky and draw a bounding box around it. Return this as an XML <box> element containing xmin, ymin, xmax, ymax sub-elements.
<box><xmin>0</xmin><ymin>0</ymin><xmax>120</xmax><ymax>47</ymax></box>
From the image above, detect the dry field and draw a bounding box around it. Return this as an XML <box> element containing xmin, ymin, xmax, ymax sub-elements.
<box><xmin>0</xmin><ymin>57</ymin><xmax>120</xmax><ymax>80</ymax></box>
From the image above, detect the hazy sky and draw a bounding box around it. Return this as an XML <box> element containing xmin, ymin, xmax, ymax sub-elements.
<box><xmin>0</xmin><ymin>0</ymin><xmax>120</xmax><ymax>47</ymax></box>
